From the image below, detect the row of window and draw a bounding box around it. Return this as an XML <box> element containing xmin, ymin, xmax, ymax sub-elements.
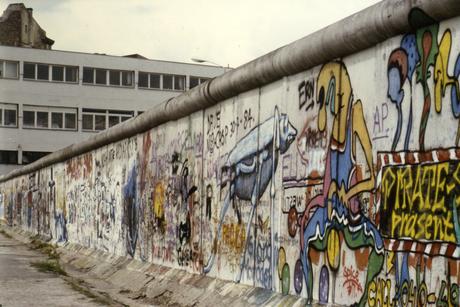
<box><xmin>23</xmin><ymin>105</ymin><xmax>77</xmax><ymax>130</ymax></box>
<box><xmin>23</xmin><ymin>63</ymin><xmax>78</xmax><ymax>83</ymax></box>
<box><xmin>0</xmin><ymin>104</ymin><xmax>136</xmax><ymax>131</ymax></box>
<box><xmin>0</xmin><ymin>150</ymin><xmax>51</xmax><ymax>165</ymax></box>
<box><xmin>82</xmin><ymin>67</ymin><xmax>133</xmax><ymax>87</ymax></box>
<box><xmin>81</xmin><ymin>109</ymin><xmax>133</xmax><ymax>132</ymax></box>
<box><xmin>138</xmin><ymin>72</ymin><xmax>186</xmax><ymax>90</ymax></box>
<box><xmin>1</xmin><ymin>60</ymin><xmax>211</xmax><ymax>91</ymax></box>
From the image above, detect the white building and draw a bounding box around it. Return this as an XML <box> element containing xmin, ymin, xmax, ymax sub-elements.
<box><xmin>0</xmin><ymin>45</ymin><xmax>226</xmax><ymax>174</ymax></box>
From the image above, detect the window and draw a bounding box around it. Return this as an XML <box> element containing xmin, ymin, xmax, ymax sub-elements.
<box><xmin>190</xmin><ymin>76</ymin><xmax>209</xmax><ymax>89</ymax></box>
<box><xmin>65</xmin><ymin>66</ymin><xmax>78</xmax><ymax>82</ymax></box>
<box><xmin>0</xmin><ymin>151</ymin><xmax>18</xmax><ymax>164</ymax></box>
<box><xmin>138</xmin><ymin>72</ymin><xmax>148</xmax><ymax>88</ymax></box>
<box><xmin>150</xmin><ymin>74</ymin><xmax>160</xmax><ymax>89</ymax></box>
<box><xmin>83</xmin><ymin>67</ymin><xmax>94</xmax><ymax>83</ymax></box>
<box><xmin>22</xmin><ymin>105</ymin><xmax>77</xmax><ymax>130</ymax></box>
<box><xmin>95</xmin><ymin>69</ymin><xmax>106</xmax><ymax>85</ymax></box>
<box><xmin>23</xmin><ymin>111</ymin><xmax>35</xmax><ymax>127</ymax></box>
<box><xmin>37</xmin><ymin>64</ymin><xmax>49</xmax><ymax>80</ymax></box>
<box><xmin>82</xmin><ymin>108</ymin><xmax>134</xmax><ymax>131</ymax></box>
<box><xmin>174</xmin><ymin>75</ymin><xmax>185</xmax><ymax>90</ymax></box>
<box><xmin>36</xmin><ymin>112</ymin><xmax>49</xmax><ymax>128</ymax></box>
<box><xmin>65</xmin><ymin>113</ymin><xmax>76</xmax><ymax>129</ymax></box>
<box><xmin>52</xmin><ymin>66</ymin><xmax>64</xmax><ymax>81</ymax></box>
<box><xmin>23</xmin><ymin>63</ymin><xmax>36</xmax><ymax>79</ymax></box>
<box><xmin>22</xmin><ymin>151</ymin><xmax>50</xmax><ymax>165</ymax></box>
<box><xmin>95</xmin><ymin>115</ymin><xmax>106</xmax><ymax>130</ymax></box>
<box><xmin>51</xmin><ymin>112</ymin><xmax>63</xmax><ymax>128</ymax></box>
<box><xmin>82</xmin><ymin>114</ymin><xmax>93</xmax><ymax>130</ymax></box>
<box><xmin>0</xmin><ymin>61</ymin><xmax>19</xmax><ymax>79</ymax></box>
<box><xmin>108</xmin><ymin>115</ymin><xmax>120</xmax><ymax>127</ymax></box>
<box><xmin>109</xmin><ymin>70</ymin><xmax>120</xmax><ymax>85</ymax></box>
<box><xmin>122</xmin><ymin>71</ymin><xmax>133</xmax><ymax>86</ymax></box>
<box><xmin>0</xmin><ymin>103</ymin><xmax>18</xmax><ymax>127</ymax></box>
<box><xmin>163</xmin><ymin>74</ymin><xmax>173</xmax><ymax>90</ymax></box>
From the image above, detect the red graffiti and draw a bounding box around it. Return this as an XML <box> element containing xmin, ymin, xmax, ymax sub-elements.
<box><xmin>343</xmin><ymin>266</ymin><xmax>363</xmax><ymax>296</ymax></box>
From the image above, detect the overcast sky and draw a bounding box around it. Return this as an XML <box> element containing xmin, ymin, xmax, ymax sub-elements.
<box><xmin>1</xmin><ymin>0</ymin><xmax>380</xmax><ymax>67</ymax></box>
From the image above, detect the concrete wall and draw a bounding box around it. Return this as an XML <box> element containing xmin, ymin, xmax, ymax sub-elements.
<box><xmin>2</xmin><ymin>6</ymin><xmax>460</xmax><ymax>307</ymax></box>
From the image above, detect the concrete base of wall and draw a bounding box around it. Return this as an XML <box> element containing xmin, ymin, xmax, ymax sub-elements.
<box><xmin>1</xmin><ymin>225</ymin><xmax>342</xmax><ymax>307</ymax></box>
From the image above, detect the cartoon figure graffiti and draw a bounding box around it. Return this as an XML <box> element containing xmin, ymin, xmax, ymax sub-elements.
<box><xmin>204</xmin><ymin>106</ymin><xmax>297</xmax><ymax>283</ymax></box>
<box><xmin>299</xmin><ymin>61</ymin><xmax>384</xmax><ymax>306</ymax></box>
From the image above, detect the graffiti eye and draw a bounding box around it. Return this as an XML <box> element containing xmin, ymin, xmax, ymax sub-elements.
<box><xmin>318</xmin><ymin>86</ymin><xmax>325</xmax><ymax>108</ymax></box>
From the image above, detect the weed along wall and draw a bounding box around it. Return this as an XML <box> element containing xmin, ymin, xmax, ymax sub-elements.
<box><xmin>2</xmin><ymin>2</ymin><xmax>460</xmax><ymax>306</ymax></box>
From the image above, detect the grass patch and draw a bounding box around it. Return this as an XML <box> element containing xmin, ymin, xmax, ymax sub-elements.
<box><xmin>30</xmin><ymin>260</ymin><xmax>68</xmax><ymax>276</ymax></box>
<box><xmin>0</xmin><ymin>229</ymin><xmax>12</xmax><ymax>238</ymax></box>
<box><xmin>29</xmin><ymin>239</ymin><xmax>60</xmax><ymax>260</ymax></box>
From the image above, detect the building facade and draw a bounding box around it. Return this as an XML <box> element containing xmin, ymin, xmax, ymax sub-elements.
<box><xmin>0</xmin><ymin>45</ymin><xmax>226</xmax><ymax>174</ymax></box>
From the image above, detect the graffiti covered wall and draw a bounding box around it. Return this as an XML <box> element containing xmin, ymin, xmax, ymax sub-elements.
<box><xmin>2</xmin><ymin>10</ymin><xmax>460</xmax><ymax>306</ymax></box>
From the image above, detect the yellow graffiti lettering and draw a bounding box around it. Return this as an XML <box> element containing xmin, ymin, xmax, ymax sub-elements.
<box><xmin>412</xmin><ymin>165</ymin><xmax>424</xmax><ymax>211</ymax></box>
<box><xmin>382</xmin><ymin>160</ymin><xmax>459</xmax><ymax>242</ymax></box>
<box><xmin>368</xmin><ymin>280</ymin><xmax>376</xmax><ymax>307</ymax></box>
<box><xmin>421</xmin><ymin>164</ymin><xmax>437</xmax><ymax>212</ymax></box>
<box><xmin>368</xmin><ymin>278</ymin><xmax>393</xmax><ymax>307</ymax></box>
<box><xmin>432</xmin><ymin>162</ymin><xmax>448</xmax><ymax>214</ymax></box>
<box><xmin>391</xmin><ymin>211</ymin><xmax>401</xmax><ymax>238</ymax></box>
<box><xmin>425</xmin><ymin>214</ymin><xmax>433</xmax><ymax>240</ymax></box>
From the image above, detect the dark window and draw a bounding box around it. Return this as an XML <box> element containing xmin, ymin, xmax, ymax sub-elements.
<box><xmin>23</xmin><ymin>111</ymin><xmax>35</xmax><ymax>127</ymax></box>
<box><xmin>65</xmin><ymin>113</ymin><xmax>76</xmax><ymax>129</ymax></box>
<box><xmin>163</xmin><ymin>75</ymin><xmax>173</xmax><ymax>89</ymax></box>
<box><xmin>23</xmin><ymin>63</ymin><xmax>35</xmax><ymax>79</ymax></box>
<box><xmin>83</xmin><ymin>108</ymin><xmax>105</xmax><ymax>113</ymax></box>
<box><xmin>138</xmin><ymin>72</ymin><xmax>148</xmax><ymax>88</ymax></box>
<box><xmin>83</xmin><ymin>67</ymin><xmax>94</xmax><ymax>83</ymax></box>
<box><xmin>51</xmin><ymin>112</ymin><xmax>63</xmax><ymax>128</ymax></box>
<box><xmin>0</xmin><ymin>61</ymin><xmax>3</xmax><ymax>77</ymax></box>
<box><xmin>190</xmin><ymin>77</ymin><xmax>199</xmax><ymax>89</ymax></box>
<box><xmin>82</xmin><ymin>114</ymin><xmax>93</xmax><ymax>130</ymax></box>
<box><xmin>150</xmin><ymin>74</ymin><xmax>160</xmax><ymax>88</ymax></box>
<box><xmin>109</xmin><ymin>70</ymin><xmax>120</xmax><ymax>86</ymax></box>
<box><xmin>0</xmin><ymin>109</ymin><xmax>2</xmax><ymax>124</ymax></box>
<box><xmin>95</xmin><ymin>69</ymin><xmax>106</xmax><ymax>85</ymax></box>
<box><xmin>37</xmin><ymin>64</ymin><xmax>49</xmax><ymax>80</ymax></box>
<box><xmin>22</xmin><ymin>151</ymin><xmax>50</xmax><ymax>165</ymax></box>
<box><xmin>36</xmin><ymin>111</ymin><xmax>48</xmax><ymax>128</ymax></box>
<box><xmin>0</xmin><ymin>150</ymin><xmax>18</xmax><ymax>164</ymax></box>
<box><xmin>4</xmin><ymin>109</ymin><xmax>16</xmax><ymax>126</ymax></box>
<box><xmin>121</xmin><ymin>116</ymin><xmax>130</xmax><ymax>122</ymax></box>
<box><xmin>108</xmin><ymin>115</ymin><xmax>120</xmax><ymax>127</ymax></box>
<box><xmin>174</xmin><ymin>75</ymin><xmax>185</xmax><ymax>90</ymax></box>
<box><xmin>122</xmin><ymin>71</ymin><xmax>133</xmax><ymax>86</ymax></box>
<box><xmin>65</xmin><ymin>66</ymin><xmax>78</xmax><ymax>82</ymax></box>
<box><xmin>95</xmin><ymin>115</ymin><xmax>106</xmax><ymax>130</ymax></box>
<box><xmin>52</xmin><ymin>66</ymin><xmax>64</xmax><ymax>81</ymax></box>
